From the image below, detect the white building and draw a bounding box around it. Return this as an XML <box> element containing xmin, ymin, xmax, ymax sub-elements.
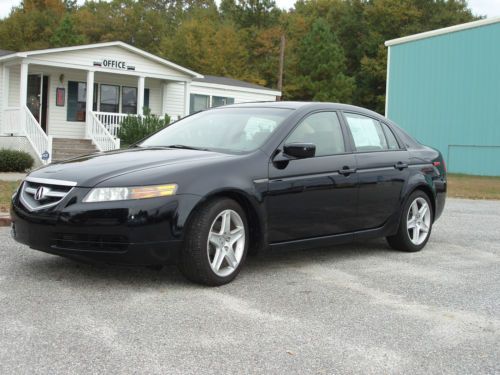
<box><xmin>0</xmin><ymin>41</ymin><xmax>280</xmax><ymax>165</ymax></box>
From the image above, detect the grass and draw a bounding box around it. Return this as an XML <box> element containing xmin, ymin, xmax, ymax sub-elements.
<box><xmin>0</xmin><ymin>173</ymin><xmax>498</xmax><ymax>213</ymax></box>
<box><xmin>0</xmin><ymin>180</ymin><xmax>20</xmax><ymax>213</ymax></box>
<box><xmin>447</xmin><ymin>173</ymin><xmax>500</xmax><ymax>200</ymax></box>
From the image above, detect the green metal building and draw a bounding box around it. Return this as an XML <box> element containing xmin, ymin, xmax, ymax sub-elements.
<box><xmin>385</xmin><ymin>17</ymin><xmax>500</xmax><ymax>176</ymax></box>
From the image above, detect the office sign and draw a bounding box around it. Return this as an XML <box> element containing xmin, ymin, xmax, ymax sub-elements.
<box><xmin>93</xmin><ymin>59</ymin><xmax>136</xmax><ymax>71</ymax></box>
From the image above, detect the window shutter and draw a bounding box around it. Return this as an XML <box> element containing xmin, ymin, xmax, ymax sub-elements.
<box><xmin>144</xmin><ymin>88</ymin><xmax>150</xmax><ymax>110</ymax></box>
<box><xmin>67</xmin><ymin>81</ymin><xmax>78</xmax><ymax>121</ymax></box>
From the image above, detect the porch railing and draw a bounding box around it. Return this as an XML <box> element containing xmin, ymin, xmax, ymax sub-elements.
<box><xmin>93</xmin><ymin>111</ymin><xmax>135</xmax><ymax>138</ymax></box>
<box><xmin>1</xmin><ymin>107</ymin><xmax>21</xmax><ymax>135</ymax></box>
<box><xmin>88</xmin><ymin>112</ymin><xmax>120</xmax><ymax>151</ymax></box>
<box><xmin>23</xmin><ymin>106</ymin><xmax>52</xmax><ymax>165</ymax></box>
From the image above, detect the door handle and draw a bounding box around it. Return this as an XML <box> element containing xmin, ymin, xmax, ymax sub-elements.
<box><xmin>394</xmin><ymin>162</ymin><xmax>409</xmax><ymax>170</ymax></box>
<box><xmin>339</xmin><ymin>166</ymin><xmax>356</xmax><ymax>175</ymax></box>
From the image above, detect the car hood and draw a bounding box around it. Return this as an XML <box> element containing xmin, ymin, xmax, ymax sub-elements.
<box><xmin>29</xmin><ymin>147</ymin><xmax>230</xmax><ymax>187</ymax></box>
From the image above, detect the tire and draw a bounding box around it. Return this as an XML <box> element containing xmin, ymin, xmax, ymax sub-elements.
<box><xmin>179</xmin><ymin>198</ymin><xmax>249</xmax><ymax>286</ymax></box>
<box><xmin>386</xmin><ymin>190</ymin><xmax>433</xmax><ymax>252</ymax></box>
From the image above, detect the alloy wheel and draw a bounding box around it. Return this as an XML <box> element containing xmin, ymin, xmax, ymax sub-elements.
<box><xmin>207</xmin><ymin>209</ymin><xmax>246</xmax><ymax>277</ymax></box>
<box><xmin>406</xmin><ymin>197</ymin><xmax>431</xmax><ymax>246</ymax></box>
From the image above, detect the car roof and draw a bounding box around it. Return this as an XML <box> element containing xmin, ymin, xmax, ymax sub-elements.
<box><xmin>223</xmin><ymin>101</ymin><xmax>385</xmax><ymax>118</ymax></box>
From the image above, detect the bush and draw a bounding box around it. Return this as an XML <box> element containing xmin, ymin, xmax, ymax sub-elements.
<box><xmin>0</xmin><ymin>149</ymin><xmax>34</xmax><ymax>172</ymax></box>
<box><xmin>118</xmin><ymin>109</ymin><xmax>171</xmax><ymax>147</ymax></box>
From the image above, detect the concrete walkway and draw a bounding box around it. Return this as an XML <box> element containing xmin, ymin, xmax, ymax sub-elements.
<box><xmin>0</xmin><ymin>172</ymin><xmax>26</xmax><ymax>181</ymax></box>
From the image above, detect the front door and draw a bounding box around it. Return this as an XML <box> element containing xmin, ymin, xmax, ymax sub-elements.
<box><xmin>267</xmin><ymin>111</ymin><xmax>358</xmax><ymax>243</ymax></box>
<box><xmin>27</xmin><ymin>74</ymin><xmax>49</xmax><ymax>133</ymax></box>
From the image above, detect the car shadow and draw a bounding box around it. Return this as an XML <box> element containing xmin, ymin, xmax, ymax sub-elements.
<box><xmin>19</xmin><ymin>238</ymin><xmax>394</xmax><ymax>287</ymax></box>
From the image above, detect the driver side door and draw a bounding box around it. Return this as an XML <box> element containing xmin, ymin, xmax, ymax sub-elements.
<box><xmin>267</xmin><ymin>111</ymin><xmax>358</xmax><ymax>243</ymax></box>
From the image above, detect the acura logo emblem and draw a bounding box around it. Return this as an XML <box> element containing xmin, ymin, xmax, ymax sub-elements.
<box><xmin>34</xmin><ymin>186</ymin><xmax>47</xmax><ymax>201</ymax></box>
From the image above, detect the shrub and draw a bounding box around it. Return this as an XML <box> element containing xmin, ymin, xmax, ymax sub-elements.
<box><xmin>0</xmin><ymin>149</ymin><xmax>34</xmax><ymax>172</ymax></box>
<box><xmin>118</xmin><ymin>109</ymin><xmax>171</xmax><ymax>147</ymax></box>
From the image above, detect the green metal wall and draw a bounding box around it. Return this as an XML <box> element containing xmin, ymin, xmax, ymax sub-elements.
<box><xmin>386</xmin><ymin>22</ymin><xmax>500</xmax><ymax>176</ymax></box>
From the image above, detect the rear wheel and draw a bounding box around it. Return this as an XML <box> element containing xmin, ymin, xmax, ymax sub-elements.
<box><xmin>179</xmin><ymin>198</ymin><xmax>248</xmax><ymax>286</ymax></box>
<box><xmin>387</xmin><ymin>191</ymin><xmax>433</xmax><ymax>252</ymax></box>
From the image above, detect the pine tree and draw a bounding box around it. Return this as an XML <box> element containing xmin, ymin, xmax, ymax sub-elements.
<box><xmin>295</xmin><ymin>18</ymin><xmax>354</xmax><ymax>103</ymax></box>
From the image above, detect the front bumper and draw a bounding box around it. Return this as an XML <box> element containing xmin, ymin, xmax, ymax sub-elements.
<box><xmin>10</xmin><ymin>187</ymin><xmax>200</xmax><ymax>265</ymax></box>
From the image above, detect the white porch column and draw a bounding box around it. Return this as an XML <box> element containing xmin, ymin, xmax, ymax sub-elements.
<box><xmin>1</xmin><ymin>65</ymin><xmax>9</xmax><ymax>109</ymax></box>
<box><xmin>1</xmin><ymin>65</ymin><xmax>9</xmax><ymax>134</ymax></box>
<box><xmin>183</xmin><ymin>81</ymin><xmax>191</xmax><ymax>117</ymax></box>
<box><xmin>137</xmin><ymin>76</ymin><xmax>145</xmax><ymax>116</ymax></box>
<box><xmin>161</xmin><ymin>82</ymin><xmax>168</xmax><ymax>116</ymax></box>
<box><xmin>85</xmin><ymin>70</ymin><xmax>94</xmax><ymax>139</ymax></box>
<box><xmin>19</xmin><ymin>62</ymin><xmax>29</xmax><ymax>134</ymax></box>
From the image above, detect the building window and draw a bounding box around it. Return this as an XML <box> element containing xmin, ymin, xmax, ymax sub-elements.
<box><xmin>122</xmin><ymin>86</ymin><xmax>137</xmax><ymax>114</ymax></box>
<box><xmin>67</xmin><ymin>81</ymin><xmax>97</xmax><ymax>122</ymax></box>
<box><xmin>212</xmin><ymin>96</ymin><xmax>235</xmax><ymax>108</ymax></box>
<box><xmin>100</xmin><ymin>84</ymin><xmax>120</xmax><ymax>113</ymax></box>
<box><xmin>190</xmin><ymin>94</ymin><xmax>210</xmax><ymax>114</ymax></box>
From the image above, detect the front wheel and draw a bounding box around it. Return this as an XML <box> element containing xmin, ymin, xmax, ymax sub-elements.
<box><xmin>387</xmin><ymin>191</ymin><xmax>433</xmax><ymax>252</ymax></box>
<box><xmin>179</xmin><ymin>198</ymin><xmax>248</xmax><ymax>286</ymax></box>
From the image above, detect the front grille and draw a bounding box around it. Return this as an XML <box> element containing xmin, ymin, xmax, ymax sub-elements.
<box><xmin>20</xmin><ymin>177</ymin><xmax>76</xmax><ymax>211</ymax></box>
<box><xmin>52</xmin><ymin>233</ymin><xmax>129</xmax><ymax>252</ymax></box>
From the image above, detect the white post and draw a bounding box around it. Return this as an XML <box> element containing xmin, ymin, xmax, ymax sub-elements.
<box><xmin>19</xmin><ymin>62</ymin><xmax>28</xmax><ymax>135</ymax></box>
<box><xmin>183</xmin><ymin>81</ymin><xmax>191</xmax><ymax>117</ymax></box>
<box><xmin>85</xmin><ymin>70</ymin><xmax>94</xmax><ymax>139</ymax></box>
<box><xmin>161</xmin><ymin>81</ymin><xmax>168</xmax><ymax>116</ymax></box>
<box><xmin>137</xmin><ymin>76</ymin><xmax>145</xmax><ymax>116</ymax></box>
<box><xmin>1</xmin><ymin>65</ymin><xmax>9</xmax><ymax>134</ymax></box>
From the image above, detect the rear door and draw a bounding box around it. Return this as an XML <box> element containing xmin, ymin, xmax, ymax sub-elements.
<box><xmin>267</xmin><ymin>111</ymin><xmax>358</xmax><ymax>242</ymax></box>
<box><xmin>342</xmin><ymin>112</ymin><xmax>410</xmax><ymax>230</ymax></box>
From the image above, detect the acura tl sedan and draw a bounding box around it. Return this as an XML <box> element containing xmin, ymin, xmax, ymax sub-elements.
<box><xmin>11</xmin><ymin>102</ymin><xmax>446</xmax><ymax>285</ymax></box>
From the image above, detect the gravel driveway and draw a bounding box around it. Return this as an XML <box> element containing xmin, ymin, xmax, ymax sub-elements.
<box><xmin>0</xmin><ymin>198</ymin><xmax>499</xmax><ymax>374</ymax></box>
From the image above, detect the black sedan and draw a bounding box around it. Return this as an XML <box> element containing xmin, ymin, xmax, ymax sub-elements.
<box><xmin>11</xmin><ymin>102</ymin><xmax>446</xmax><ymax>285</ymax></box>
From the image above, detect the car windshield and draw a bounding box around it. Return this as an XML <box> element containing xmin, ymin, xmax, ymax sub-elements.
<box><xmin>139</xmin><ymin>107</ymin><xmax>293</xmax><ymax>153</ymax></box>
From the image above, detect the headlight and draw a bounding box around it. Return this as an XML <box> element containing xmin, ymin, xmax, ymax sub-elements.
<box><xmin>83</xmin><ymin>184</ymin><xmax>177</xmax><ymax>203</ymax></box>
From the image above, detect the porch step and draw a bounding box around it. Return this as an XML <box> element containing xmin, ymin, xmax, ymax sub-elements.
<box><xmin>52</xmin><ymin>138</ymin><xmax>99</xmax><ymax>162</ymax></box>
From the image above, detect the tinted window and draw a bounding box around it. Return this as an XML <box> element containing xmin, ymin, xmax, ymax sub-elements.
<box><xmin>286</xmin><ymin>112</ymin><xmax>345</xmax><ymax>156</ymax></box>
<box><xmin>345</xmin><ymin>113</ymin><xmax>388</xmax><ymax>152</ymax></box>
<box><xmin>381</xmin><ymin>122</ymin><xmax>400</xmax><ymax>150</ymax></box>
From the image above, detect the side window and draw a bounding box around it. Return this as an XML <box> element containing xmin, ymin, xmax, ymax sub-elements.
<box><xmin>286</xmin><ymin>112</ymin><xmax>345</xmax><ymax>156</ymax></box>
<box><xmin>344</xmin><ymin>113</ymin><xmax>388</xmax><ymax>152</ymax></box>
<box><xmin>381</xmin><ymin>122</ymin><xmax>401</xmax><ymax>150</ymax></box>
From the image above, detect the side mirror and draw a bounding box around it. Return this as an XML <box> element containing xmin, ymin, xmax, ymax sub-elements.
<box><xmin>283</xmin><ymin>143</ymin><xmax>316</xmax><ymax>159</ymax></box>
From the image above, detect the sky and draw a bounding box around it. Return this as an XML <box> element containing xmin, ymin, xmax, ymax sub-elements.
<box><xmin>0</xmin><ymin>0</ymin><xmax>498</xmax><ymax>19</ymax></box>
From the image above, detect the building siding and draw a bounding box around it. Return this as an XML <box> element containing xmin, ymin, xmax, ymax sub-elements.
<box><xmin>386</xmin><ymin>21</ymin><xmax>500</xmax><ymax>176</ymax></box>
<box><xmin>190</xmin><ymin>84</ymin><xmax>277</xmax><ymax>104</ymax></box>
<box><xmin>8</xmin><ymin>65</ymin><xmax>20</xmax><ymax>107</ymax></box>
<box><xmin>29</xmin><ymin>45</ymin><xmax>190</xmax><ymax>80</ymax></box>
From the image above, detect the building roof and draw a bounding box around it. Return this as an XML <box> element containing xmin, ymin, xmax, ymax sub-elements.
<box><xmin>385</xmin><ymin>16</ymin><xmax>500</xmax><ymax>47</ymax></box>
<box><xmin>194</xmin><ymin>75</ymin><xmax>280</xmax><ymax>94</ymax></box>
<box><xmin>0</xmin><ymin>41</ymin><xmax>203</xmax><ymax>78</ymax></box>
<box><xmin>0</xmin><ymin>49</ymin><xmax>14</xmax><ymax>57</ymax></box>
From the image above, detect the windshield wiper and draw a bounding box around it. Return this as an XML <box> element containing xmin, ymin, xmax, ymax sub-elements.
<box><xmin>165</xmin><ymin>144</ymin><xmax>210</xmax><ymax>151</ymax></box>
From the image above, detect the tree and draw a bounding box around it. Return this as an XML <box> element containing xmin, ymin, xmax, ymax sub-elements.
<box><xmin>292</xmin><ymin>18</ymin><xmax>354</xmax><ymax>102</ymax></box>
<box><xmin>49</xmin><ymin>15</ymin><xmax>85</xmax><ymax>47</ymax></box>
